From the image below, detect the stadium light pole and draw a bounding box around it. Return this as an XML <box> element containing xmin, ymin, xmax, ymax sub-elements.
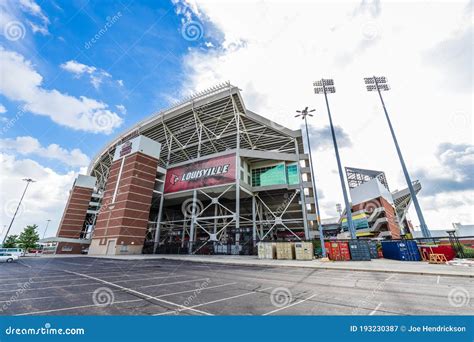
<box><xmin>313</xmin><ymin>79</ymin><xmax>357</xmax><ymax>240</ymax></box>
<box><xmin>365</xmin><ymin>76</ymin><xmax>431</xmax><ymax>238</ymax></box>
<box><xmin>42</xmin><ymin>219</ymin><xmax>51</xmax><ymax>239</ymax></box>
<box><xmin>295</xmin><ymin>107</ymin><xmax>326</xmax><ymax>257</ymax></box>
<box><xmin>2</xmin><ymin>178</ymin><xmax>36</xmax><ymax>245</ymax></box>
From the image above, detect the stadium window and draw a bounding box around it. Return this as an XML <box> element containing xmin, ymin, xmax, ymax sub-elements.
<box><xmin>286</xmin><ymin>164</ymin><xmax>299</xmax><ymax>185</ymax></box>
<box><xmin>251</xmin><ymin>163</ymin><xmax>286</xmax><ymax>186</ymax></box>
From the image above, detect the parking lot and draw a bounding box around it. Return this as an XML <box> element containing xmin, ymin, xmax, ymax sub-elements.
<box><xmin>0</xmin><ymin>257</ymin><xmax>472</xmax><ymax>316</ymax></box>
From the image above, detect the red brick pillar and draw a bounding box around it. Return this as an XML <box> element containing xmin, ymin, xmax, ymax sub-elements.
<box><xmin>57</xmin><ymin>175</ymin><xmax>96</xmax><ymax>239</ymax></box>
<box><xmin>89</xmin><ymin>136</ymin><xmax>161</xmax><ymax>255</ymax></box>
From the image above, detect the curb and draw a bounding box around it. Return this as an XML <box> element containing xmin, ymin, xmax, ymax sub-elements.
<box><xmin>88</xmin><ymin>255</ymin><xmax>474</xmax><ymax>278</ymax></box>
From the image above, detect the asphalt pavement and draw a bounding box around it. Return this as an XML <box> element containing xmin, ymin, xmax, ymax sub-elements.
<box><xmin>0</xmin><ymin>257</ymin><xmax>472</xmax><ymax>316</ymax></box>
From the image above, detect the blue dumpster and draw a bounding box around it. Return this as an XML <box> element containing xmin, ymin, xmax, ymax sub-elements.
<box><xmin>381</xmin><ymin>241</ymin><xmax>421</xmax><ymax>261</ymax></box>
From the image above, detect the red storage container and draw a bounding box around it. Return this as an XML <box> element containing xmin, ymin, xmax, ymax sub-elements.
<box><xmin>325</xmin><ymin>241</ymin><xmax>350</xmax><ymax>261</ymax></box>
<box><xmin>420</xmin><ymin>245</ymin><xmax>456</xmax><ymax>261</ymax></box>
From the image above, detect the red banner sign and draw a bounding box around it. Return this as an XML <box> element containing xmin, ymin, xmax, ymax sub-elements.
<box><xmin>164</xmin><ymin>154</ymin><xmax>236</xmax><ymax>193</ymax></box>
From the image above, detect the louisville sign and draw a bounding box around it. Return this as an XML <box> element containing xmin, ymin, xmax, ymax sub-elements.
<box><xmin>164</xmin><ymin>154</ymin><xmax>236</xmax><ymax>193</ymax></box>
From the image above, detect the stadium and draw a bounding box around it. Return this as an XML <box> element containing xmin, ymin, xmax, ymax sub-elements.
<box><xmin>52</xmin><ymin>83</ymin><xmax>323</xmax><ymax>255</ymax></box>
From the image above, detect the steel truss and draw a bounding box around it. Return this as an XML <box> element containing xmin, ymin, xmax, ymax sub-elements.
<box><xmin>89</xmin><ymin>83</ymin><xmax>317</xmax><ymax>254</ymax></box>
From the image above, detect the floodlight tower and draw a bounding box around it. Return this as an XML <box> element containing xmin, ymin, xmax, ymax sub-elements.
<box><xmin>295</xmin><ymin>107</ymin><xmax>326</xmax><ymax>257</ymax></box>
<box><xmin>2</xmin><ymin>178</ymin><xmax>36</xmax><ymax>245</ymax></box>
<box><xmin>42</xmin><ymin>219</ymin><xmax>51</xmax><ymax>239</ymax></box>
<box><xmin>313</xmin><ymin>79</ymin><xmax>356</xmax><ymax>239</ymax></box>
<box><xmin>365</xmin><ymin>76</ymin><xmax>431</xmax><ymax>238</ymax></box>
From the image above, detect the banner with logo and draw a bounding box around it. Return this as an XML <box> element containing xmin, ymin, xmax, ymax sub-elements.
<box><xmin>164</xmin><ymin>154</ymin><xmax>236</xmax><ymax>193</ymax></box>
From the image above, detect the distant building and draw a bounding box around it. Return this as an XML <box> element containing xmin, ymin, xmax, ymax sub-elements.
<box><xmin>336</xmin><ymin>167</ymin><xmax>423</xmax><ymax>239</ymax></box>
<box><xmin>412</xmin><ymin>223</ymin><xmax>474</xmax><ymax>238</ymax></box>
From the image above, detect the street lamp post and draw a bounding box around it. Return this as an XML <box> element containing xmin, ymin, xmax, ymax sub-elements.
<box><xmin>365</xmin><ymin>76</ymin><xmax>431</xmax><ymax>238</ymax></box>
<box><xmin>2</xmin><ymin>178</ymin><xmax>36</xmax><ymax>245</ymax></box>
<box><xmin>295</xmin><ymin>107</ymin><xmax>327</xmax><ymax>257</ymax></box>
<box><xmin>43</xmin><ymin>219</ymin><xmax>51</xmax><ymax>239</ymax></box>
<box><xmin>314</xmin><ymin>79</ymin><xmax>357</xmax><ymax>239</ymax></box>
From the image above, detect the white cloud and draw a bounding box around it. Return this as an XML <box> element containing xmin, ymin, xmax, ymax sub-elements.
<box><xmin>0</xmin><ymin>153</ymin><xmax>80</xmax><ymax>239</ymax></box>
<box><xmin>60</xmin><ymin>60</ymin><xmax>112</xmax><ymax>89</ymax></box>
<box><xmin>0</xmin><ymin>47</ymin><xmax>123</xmax><ymax>134</ymax></box>
<box><xmin>117</xmin><ymin>79</ymin><xmax>124</xmax><ymax>87</ymax></box>
<box><xmin>0</xmin><ymin>104</ymin><xmax>6</xmax><ymax>114</ymax></box>
<box><xmin>116</xmin><ymin>104</ymin><xmax>127</xmax><ymax>115</ymax></box>
<box><xmin>174</xmin><ymin>0</ymin><xmax>473</xmax><ymax>228</ymax></box>
<box><xmin>0</xmin><ymin>136</ymin><xmax>90</xmax><ymax>168</ymax></box>
<box><xmin>19</xmin><ymin>0</ymin><xmax>50</xmax><ymax>35</ymax></box>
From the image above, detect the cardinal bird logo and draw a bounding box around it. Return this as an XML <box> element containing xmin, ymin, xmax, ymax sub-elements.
<box><xmin>170</xmin><ymin>174</ymin><xmax>180</xmax><ymax>185</ymax></box>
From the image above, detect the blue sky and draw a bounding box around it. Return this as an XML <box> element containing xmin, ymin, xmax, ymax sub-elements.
<box><xmin>0</xmin><ymin>0</ymin><xmax>472</xmax><ymax>238</ymax></box>
<box><xmin>1</xmin><ymin>0</ymin><xmax>211</xmax><ymax>170</ymax></box>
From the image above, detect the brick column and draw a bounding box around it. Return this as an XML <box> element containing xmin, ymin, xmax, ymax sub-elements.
<box><xmin>89</xmin><ymin>135</ymin><xmax>161</xmax><ymax>255</ymax></box>
<box><xmin>57</xmin><ymin>175</ymin><xmax>96</xmax><ymax>239</ymax></box>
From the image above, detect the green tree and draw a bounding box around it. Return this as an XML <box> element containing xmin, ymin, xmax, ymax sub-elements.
<box><xmin>3</xmin><ymin>235</ymin><xmax>18</xmax><ymax>248</ymax></box>
<box><xmin>17</xmin><ymin>225</ymin><xmax>39</xmax><ymax>251</ymax></box>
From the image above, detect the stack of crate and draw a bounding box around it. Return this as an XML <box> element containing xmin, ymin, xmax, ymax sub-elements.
<box><xmin>276</xmin><ymin>242</ymin><xmax>295</xmax><ymax>260</ymax></box>
<box><xmin>257</xmin><ymin>242</ymin><xmax>276</xmax><ymax>259</ymax></box>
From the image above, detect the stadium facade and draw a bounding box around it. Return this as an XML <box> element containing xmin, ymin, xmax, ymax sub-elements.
<box><xmin>52</xmin><ymin>83</ymin><xmax>322</xmax><ymax>255</ymax></box>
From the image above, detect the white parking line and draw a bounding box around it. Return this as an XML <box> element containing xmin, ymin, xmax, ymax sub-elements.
<box><xmin>138</xmin><ymin>278</ymin><xmax>211</xmax><ymax>289</ymax></box>
<box><xmin>0</xmin><ymin>281</ymin><xmax>102</xmax><ymax>293</ymax></box>
<box><xmin>15</xmin><ymin>299</ymin><xmax>143</xmax><ymax>316</ymax></box>
<box><xmin>65</xmin><ymin>270</ymin><xmax>212</xmax><ymax>316</ymax></box>
<box><xmin>0</xmin><ymin>269</ymin><xmax>172</xmax><ymax>283</ymax></box>
<box><xmin>16</xmin><ymin>261</ymin><xmax>31</xmax><ymax>268</ymax></box>
<box><xmin>155</xmin><ymin>287</ymin><xmax>273</xmax><ymax>316</ymax></box>
<box><xmin>437</xmin><ymin>276</ymin><xmax>440</xmax><ymax>284</ymax></box>
<box><xmin>0</xmin><ymin>273</ymin><xmax>182</xmax><ymax>287</ymax></box>
<box><xmin>1</xmin><ymin>281</ymin><xmax>236</xmax><ymax>305</ymax></box>
<box><xmin>369</xmin><ymin>302</ymin><xmax>383</xmax><ymax>316</ymax></box>
<box><xmin>263</xmin><ymin>293</ymin><xmax>318</xmax><ymax>316</ymax></box>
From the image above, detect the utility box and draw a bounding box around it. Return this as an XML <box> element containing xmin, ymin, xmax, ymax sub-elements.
<box><xmin>276</xmin><ymin>242</ymin><xmax>295</xmax><ymax>260</ymax></box>
<box><xmin>294</xmin><ymin>242</ymin><xmax>313</xmax><ymax>260</ymax></box>
<box><xmin>257</xmin><ymin>242</ymin><xmax>276</xmax><ymax>259</ymax></box>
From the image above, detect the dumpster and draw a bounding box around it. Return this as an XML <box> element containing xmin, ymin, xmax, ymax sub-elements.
<box><xmin>294</xmin><ymin>242</ymin><xmax>313</xmax><ymax>260</ymax></box>
<box><xmin>348</xmin><ymin>240</ymin><xmax>371</xmax><ymax>261</ymax></box>
<box><xmin>419</xmin><ymin>244</ymin><xmax>456</xmax><ymax>261</ymax></box>
<box><xmin>324</xmin><ymin>241</ymin><xmax>350</xmax><ymax>261</ymax></box>
<box><xmin>381</xmin><ymin>240</ymin><xmax>421</xmax><ymax>261</ymax></box>
<box><xmin>368</xmin><ymin>241</ymin><xmax>379</xmax><ymax>259</ymax></box>
<box><xmin>257</xmin><ymin>242</ymin><xmax>276</xmax><ymax>259</ymax></box>
<box><xmin>276</xmin><ymin>242</ymin><xmax>295</xmax><ymax>260</ymax></box>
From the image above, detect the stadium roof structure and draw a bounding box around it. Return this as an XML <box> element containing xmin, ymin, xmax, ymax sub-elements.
<box><xmin>392</xmin><ymin>180</ymin><xmax>422</xmax><ymax>227</ymax></box>
<box><xmin>345</xmin><ymin>166</ymin><xmax>389</xmax><ymax>191</ymax></box>
<box><xmin>88</xmin><ymin>82</ymin><xmax>304</xmax><ymax>190</ymax></box>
